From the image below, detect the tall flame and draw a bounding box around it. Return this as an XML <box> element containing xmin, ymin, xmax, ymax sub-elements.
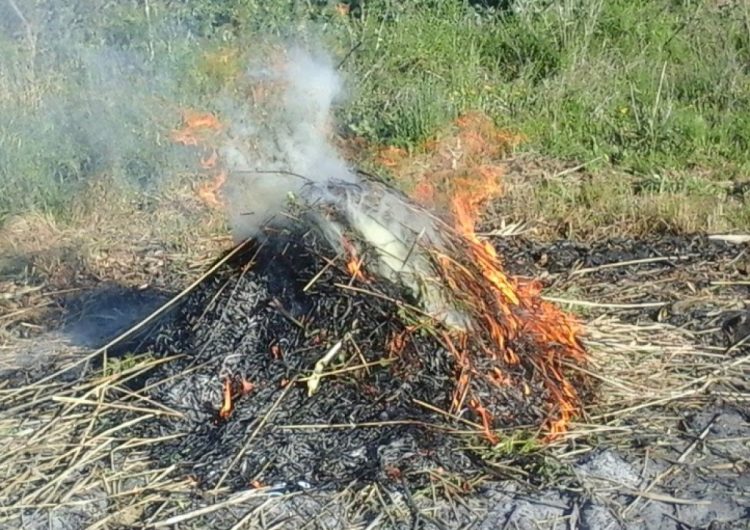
<box><xmin>385</xmin><ymin>112</ymin><xmax>587</xmax><ymax>441</ymax></box>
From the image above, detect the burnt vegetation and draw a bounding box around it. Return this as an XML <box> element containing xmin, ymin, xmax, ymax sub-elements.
<box><xmin>1</xmin><ymin>1</ymin><xmax>749</xmax><ymax>529</ymax></box>
<box><xmin>116</xmin><ymin>197</ymin><xmax>591</xmax><ymax>491</ymax></box>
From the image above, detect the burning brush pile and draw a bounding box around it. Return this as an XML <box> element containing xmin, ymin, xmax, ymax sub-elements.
<box><xmin>123</xmin><ymin>48</ymin><xmax>592</xmax><ymax>491</ymax></box>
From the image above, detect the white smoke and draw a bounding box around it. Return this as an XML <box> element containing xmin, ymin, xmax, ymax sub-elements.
<box><xmin>218</xmin><ymin>46</ymin><xmax>357</xmax><ymax>242</ymax></box>
<box><xmin>217</xmin><ymin>47</ymin><xmax>469</xmax><ymax>329</ymax></box>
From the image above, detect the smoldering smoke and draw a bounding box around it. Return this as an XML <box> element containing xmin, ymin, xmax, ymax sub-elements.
<box><xmin>217</xmin><ymin>47</ymin><xmax>469</xmax><ymax>329</ymax></box>
<box><xmin>219</xmin><ymin>46</ymin><xmax>356</xmax><ymax>240</ymax></box>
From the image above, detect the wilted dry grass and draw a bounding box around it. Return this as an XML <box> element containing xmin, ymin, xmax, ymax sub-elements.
<box><xmin>0</xmin><ymin>303</ymin><xmax>746</xmax><ymax>528</ymax></box>
<box><xmin>0</xmin><ymin>222</ymin><xmax>747</xmax><ymax>528</ymax></box>
<box><xmin>490</xmin><ymin>154</ymin><xmax>750</xmax><ymax>241</ymax></box>
<box><xmin>0</xmin><ymin>176</ymin><xmax>232</xmax><ymax>347</ymax></box>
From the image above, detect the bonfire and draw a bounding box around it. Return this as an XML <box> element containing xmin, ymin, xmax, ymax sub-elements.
<box><xmin>2</xmin><ymin>49</ymin><xmax>747</xmax><ymax>530</ymax></box>
<box><xmin>133</xmin><ymin>58</ymin><xmax>593</xmax><ymax>490</ymax></box>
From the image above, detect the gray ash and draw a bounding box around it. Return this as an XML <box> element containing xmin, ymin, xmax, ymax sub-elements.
<box><xmin>127</xmin><ymin>226</ymin><xmax>561</xmax><ymax>492</ymax></box>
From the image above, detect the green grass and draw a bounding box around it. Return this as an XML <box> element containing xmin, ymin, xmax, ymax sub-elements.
<box><xmin>0</xmin><ymin>0</ymin><xmax>748</xmax><ymax>233</ymax></box>
<box><xmin>344</xmin><ymin>1</ymin><xmax>750</xmax><ymax>170</ymax></box>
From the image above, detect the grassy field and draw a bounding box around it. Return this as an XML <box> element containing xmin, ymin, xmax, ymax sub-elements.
<box><xmin>1</xmin><ymin>0</ymin><xmax>749</xmax><ymax>237</ymax></box>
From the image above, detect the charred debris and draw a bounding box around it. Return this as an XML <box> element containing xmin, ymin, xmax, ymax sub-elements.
<box><xmin>111</xmin><ymin>178</ymin><xmax>594</xmax><ymax>492</ymax></box>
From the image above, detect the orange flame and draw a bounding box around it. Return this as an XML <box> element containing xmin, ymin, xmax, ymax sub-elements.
<box><xmin>469</xmin><ymin>398</ymin><xmax>500</xmax><ymax>445</ymax></box>
<box><xmin>171</xmin><ymin>110</ymin><xmax>222</xmax><ymax>146</ymax></box>
<box><xmin>196</xmin><ymin>171</ymin><xmax>227</xmax><ymax>210</ymax></box>
<box><xmin>218</xmin><ymin>377</ymin><xmax>255</xmax><ymax>421</ymax></box>
<box><xmin>387</xmin><ymin>112</ymin><xmax>586</xmax><ymax>441</ymax></box>
<box><xmin>219</xmin><ymin>377</ymin><xmax>233</xmax><ymax>420</ymax></box>
<box><xmin>342</xmin><ymin>237</ymin><xmax>367</xmax><ymax>282</ymax></box>
<box><xmin>448</xmin><ymin>116</ymin><xmax>584</xmax><ymax>440</ymax></box>
<box><xmin>171</xmin><ymin>110</ymin><xmax>227</xmax><ymax>209</ymax></box>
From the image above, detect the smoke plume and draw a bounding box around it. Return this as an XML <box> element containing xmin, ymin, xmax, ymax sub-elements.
<box><xmin>218</xmin><ymin>46</ymin><xmax>358</xmax><ymax>241</ymax></box>
<box><xmin>216</xmin><ymin>47</ymin><xmax>468</xmax><ymax>328</ymax></box>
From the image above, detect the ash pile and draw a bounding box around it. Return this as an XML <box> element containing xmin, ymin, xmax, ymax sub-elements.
<box><xmin>127</xmin><ymin>177</ymin><xmax>592</xmax><ymax>492</ymax></box>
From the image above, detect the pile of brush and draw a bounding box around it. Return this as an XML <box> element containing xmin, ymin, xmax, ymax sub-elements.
<box><xmin>118</xmin><ymin>175</ymin><xmax>592</xmax><ymax>492</ymax></box>
<box><xmin>123</xmin><ymin>48</ymin><xmax>593</xmax><ymax>491</ymax></box>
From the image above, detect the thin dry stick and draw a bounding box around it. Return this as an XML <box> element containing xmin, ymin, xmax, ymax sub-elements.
<box><xmin>0</xmin><ymin>301</ymin><xmax>55</xmax><ymax>320</ymax></box>
<box><xmin>20</xmin><ymin>414</ymin><xmax>155</xmax><ymax>506</ymax></box>
<box><xmin>228</xmin><ymin>498</ymin><xmax>276</xmax><ymax>530</ymax></box>
<box><xmin>149</xmin><ymin>488</ymin><xmax>284</xmax><ymax>528</ymax></box>
<box><xmin>105</xmin><ymin>384</ymin><xmax>184</xmax><ymax>417</ymax></box>
<box><xmin>276</xmin><ymin>419</ymin><xmax>474</xmax><ymax>434</ymax></box>
<box><xmin>333</xmin><ymin>283</ymin><xmax>429</xmax><ymax>317</ymax></box>
<box><xmin>588</xmin><ymin>381</ymin><xmax>711</xmax><ymax>421</ymax></box>
<box><xmin>5</xmin><ymin>0</ymin><xmax>34</xmax><ymax>54</ymax></box>
<box><xmin>570</xmin><ymin>255</ymin><xmax>693</xmax><ymax>277</ymax></box>
<box><xmin>542</xmin><ymin>297</ymin><xmax>667</xmax><ymax>310</ymax></box>
<box><xmin>86</xmin><ymin>496</ymin><xmax>162</xmax><ymax>530</ymax></box>
<box><xmin>622</xmin><ymin>489</ymin><xmax>711</xmax><ymax>506</ymax></box>
<box><xmin>297</xmin><ymin>358</ymin><xmax>391</xmax><ymax>382</ymax></box>
<box><xmin>550</xmin><ymin>156</ymin><xmax>604</xmax><ymax>179</ymax></box>
<box><xmin>50</xmin><ymin>397</ymin><xmax>182</xmax><ymax>418</ymax></box>
<box><xmin>303</xmin><ymin>254</ymin><xmax>340</xmax><ymax>291</ymax></box>
<box><xmin>41</xmin><ymin>385</ymin><xmax>108</xmax><ymax>505</ymax></box>
<box><xmin>725</xmin><ymin>331</ymin><xmax>750</xmax><ymax>356</ymax></box>
<box><xmin>1</xmin><ymin>354</ymin><xmax>177</xmax><ymax>445</ymax></box>
<box><xmin>412</xmin><ymin>399</ymin><xmax>485</xmax><ymax>430</ymax></box>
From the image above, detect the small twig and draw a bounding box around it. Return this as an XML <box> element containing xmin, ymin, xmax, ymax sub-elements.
<box><xmin>228</xmin><ymin>498</ymin><xmax>275</xmax><ymax>530</ymax></box>
<box><xmin>0</xmin><ymin>301</ymin><xmax>54</xmax><ymax>321</ymax></box>
<box><xmin>570</xmin><ymin>255</ymin><xmax>692</xmax><ymax>277</ymax></box>
<box><xmin>542</xmin><ymin>297</ymin><xmax>667</xmax><ymax>310</ymax></box>
<box><xmin>725</xmin><ymin>331</ymin><xmax>750</xmax><ymax>357</ymax></box>
<box><xmin>276</xmin><ymin>419</ymin><xmax>474</xmax><ymax>434</ymax></box>
<box><xmin>336</xmin><ymin>41</ymin><xmax>363</xmax><ymax>70</ymax></box>
<box><xmin>303</xmin><ymin>255</ymin><xmax>339</xmax><ymax>292</ymax></box>
<box><xmin>6</xmin><ymin>0</ymin><xmax>34</xmax><ymax>53</ymax></box>
<box><xmin>549</xmin><ymin>157</ymin><xmax>604</xmax><ymax>179</ymax></box>
<box><xmin>708</xmin><ymin>234</ymin><xmax>750</xmax><ymax>244</ymax></box>
<box><xmin>401</xmin><ymin>228</ymin><xmax>426</xmax><ymax>270</ymax></box>
<box><xmin>412</xmin><ymin>399</ymin><xmax>485</xmax><ymax>431</ymax></box>
<box><xmin>298</xmin><ymin>358</ymin><xmax>391</xmax><ymax>383</ymax></box>
<box><xmin>50</xmin><ymin>396</ymin><xmax>182</xmax><ymax>418</ymax></box>
<box><xmin>232</xmin><ymin>169</ymin><xmax>314</xmax><ymax>184</ymax></box>
<box><xmin>307</xmin><ymin>340</ymin><xmax>344</xmax><ymax>396</ymax></box>
<box><xmin>268</xmin><ymin>298</ymin><xmax>307</xmax><ymax>330</ymax></box>
<box><xmin>400</xmin><ymin>477</ymin><xmax>449</xmax><ymax>530</ymax></box>
<box><xmin>149</xmin><ymin>489</ymin><xmax>284</xmax><ymax>528</ymax></box>
<box><xmin>623</xmin><ymin>489</ymin><xmax>712</xmax><ymax>506</ymax></box>
<box><xmin>333</xmin><ymin>283</ymin><xmax>429</xmax><ymax>316</ymax></box>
